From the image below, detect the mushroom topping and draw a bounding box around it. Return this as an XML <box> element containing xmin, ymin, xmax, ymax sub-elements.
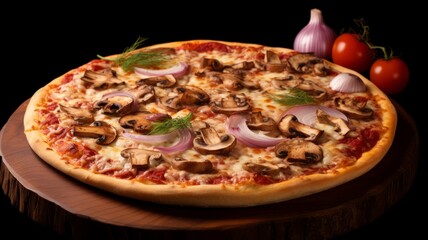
<box><xmin>129</xmin><ymin>85</ymin><xmax>156</xmax><ymax>104</ymax></box>
<box><xmin>72</xmin><ymin>121</ymin><xmax>117</xmax><ymax>145</ymax></box>
<box><xmin>287</xmin><ymin>53</ymin><xmax>329</xmax><ymax>76</ymax></box>
<box><xmin>316</xmin><ymin>109</ymin><xmax>350</xmax><ymax>135</ymax></box>
<box><xmin>294</xmin><ymin>80</ymin><xmax>328</xmax><ymax>100</ymax></box>
<box><xmin>94</xmin><ymin>95</ymin><xmax>135</xmax><ymax>116</ymax></box>
<box><xmin>201</xmin><ymin>57</ymin><xmax>224</xmax><ymax>71</ymax></box>
<box><xmin>160</xmin><ymin>86</ymin><xmax>210</xmax><ymax>110</ymax></box>
<box><xmin>243</xmin><ymin>162</ymin><xmax>291</xmax><ymax>177</ymax></box>
<box><xmin>137</xmin><ymin>74</ymin><xmax>176</xmax><ymax>88</ymax></box>
<box><xmin>176</xmin><ymin>85</ymin><xmax>210</xmax><ymax>106</ymax></box>
<box><xmin>59</xmin><ymin>104</ymin><xmax>94</xmax><ymax>124</ymax></box>
<box><xmin>80</xmin><ymin>68</ymin><xmax>125</xmax><ymax>89</ymax></box>
<box><xmin>121</xmin><ymin>148</ymin><xmax>163</xmax><ymax>170</ymax></box>
<box><xmin>170</xmin><ymin>157</ymin><xmax>213</xmax><ymax>174</ymax></box>
<box><xmin>205</xmin><ymin>71</ymin><xmax>259</xmax><ymax>90</ymax></box>
<box><xmin>219</xmin><ymin>73</ymin><xmax>244</xmax><ymax>91</ymax></box>
<box><xmin>274</xmin><ymin>139</ymin><xmax>323</xmax><ymax>165</ymax></box>
<box><xmin>272</xmin><ymin>78</ymin><xmax>327</xmax><ymax>100</ymax></box>
<box><xmin>334</xmin><ymin>97</ymin><xmax>374</xmax><ymax>120</ymax></box>
<box><xmin>278</xmin><ymin>114</ymin><xmax>323</xmax><ymax>141</ymax></box>
<box><xmin>247</xmin><ymin>112</ymin><xmax>280</xmax><ymax>136</ymax></box>
<box><xmin>159</xmin><ymin>92</ymin><xmax>182</xmax><ymax>110</ymax></box>
<box><xmin>191</xmin><ymin>120</ymin><xmax>210</xmax><ymax>134</ymax></box>
<box><xmin>211</xmin><ymin>93</ymin><xmax>251</xmax><ymax>115</ymax></box>
<box><xmin>230</xmin><ymin>61</ymin><xmax>255</xmax><ymax>70</ymax></box>
<box><xmin>265</xmin><ymin>50</ymin><xmax>286</xmax><ymax>72</ymax></box>
<box><xmin>119</xmin><ymin>112</ymin><xmax>171</xmax><ymax>133</ymax></box>
<box><xmin>193</xmin><ymin>127</ymin><xmax>236</xmax><ymax>155</ymax></box>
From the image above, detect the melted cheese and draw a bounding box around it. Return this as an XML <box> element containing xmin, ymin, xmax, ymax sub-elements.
<box><xmin>40</xmin><ymin>42</ymin><xmax>386</xmax><ymax>186</ymax></box>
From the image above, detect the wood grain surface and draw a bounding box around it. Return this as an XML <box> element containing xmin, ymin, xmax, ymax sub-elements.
<box><xmin>0</xmin><ymin>100</ymin><xmax>419</xmax><ymax>240</ymax></box>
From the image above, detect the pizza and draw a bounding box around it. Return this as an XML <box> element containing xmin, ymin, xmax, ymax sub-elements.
<box><xmin>23</xmin><ymin>39</ymin><xmax>397</xmax><ymax>207</ymax></box>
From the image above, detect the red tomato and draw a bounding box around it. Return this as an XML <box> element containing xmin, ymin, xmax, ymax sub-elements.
<box><xmin>332</xmin><ymin>33</ymin><xmax>374</xmax><ymax>73</ymax></box>
<box><xmin>369</xmin><ymin>57</ymin><xmax>409</xmax><ymax>95</ymax></box>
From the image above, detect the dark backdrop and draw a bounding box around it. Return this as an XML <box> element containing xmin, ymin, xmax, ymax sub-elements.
<box><xmin>1</xmin><ymin>1</ymin><xmax>425</xmax><ymax>239</ymax></box>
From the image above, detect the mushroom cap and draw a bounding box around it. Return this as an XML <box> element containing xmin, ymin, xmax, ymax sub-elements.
<box><xmin>137</xmin><ymin>74</ymin><xmax>177</xmax><ymax>88</ymax></box>
<box><xmin>334</xmin><ymin>97</ymin><xmax>374</xmax><ymax>120</ymax></box>
<box><xmin>278</xmin><ymin>114</ymin><xmax>323</xmax><ymax>141</ymax></box>
<box><xmin>210</xmin><ymin>93</ymin><xmax>251</xmax><ymax>115</ymax></box>
<box><xmin>72</xmin><ymin>121</ymin><xmax>118</xmax><ymax>145</ymax></box>
<box><xmin>59</xmin><ymin>104</ymin><xmax>94</xmax><ymax>124</ymax></box>
<box><xmin>119</xmin><ymin>112</ymin><xmax>171</xmax><ymax>133</ymax></box>
<box><xmin>193</xmin><ymin>127</ymin><xmax>236</xmax><ymax>155</ymax></box>
<box><xmin>121</xmin><ymin>148</ymin><xmax>163</xmax><ymax>169</ymax></box>
<box><xmin>170</xmin><ymin>157</ymin><xmax>213</xmax><ymax>174</ymax></box>
<box><xmin>80</xmin><ymin>68</ymin><xmax>124</xmax><ymax>89</ymax></box>
<box><xmin>274</xmin><ymin>139</ymin><xmax>323</xmax><ymax>164</ymax></box>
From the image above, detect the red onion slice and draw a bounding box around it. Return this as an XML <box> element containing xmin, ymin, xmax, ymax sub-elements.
<box><xmin>155</xmin><ymin>128</ymin><xmax>194</xmax><ymax>154</ymax></box>
<box><xmin>225</xmin><ymin>114</ymin><xmax>285</xmax><ymax>148</ymax></box>
<box><xmin>134</xmin><ymin>62</ymin><xmax>189</xmax><ymax>78</ymax></box>
<box><xmin>329</xmin><ymin>73</ymin><xmax>366</xmax><ymax>93</ymax></box>
<box><xmin>282</xmin><ymin>105</ymin><xmax>348</xmax><ymax>126</ymax></box>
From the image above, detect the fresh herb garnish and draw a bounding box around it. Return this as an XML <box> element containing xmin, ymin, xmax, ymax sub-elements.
<box><xmin>271</xmin><ymin>88</ymin><xmax>315</xmax><ymax>106</ymax></box>
<box><xmin>149</xmin><ymin>113</ymin><xmax>193</xmax><ymax>135</ymax></box>
<box><xmin>97</xmin><ymin>36</ymin><xmax>169</xmax><ymax>72</ymax></box>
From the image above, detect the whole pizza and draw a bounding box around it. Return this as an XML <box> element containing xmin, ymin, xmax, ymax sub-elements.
<box><xmin>23</xmin><ymin>38</ymin><xmax>397</xmax><ymax>207</ymax></box>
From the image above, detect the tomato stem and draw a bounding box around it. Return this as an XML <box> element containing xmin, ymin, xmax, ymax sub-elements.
<box><xmin>353</xmin><ymin>18</ymin><xmax>370</xmax><ymax>42</ymax></box>
<box><xmin>368</xmin><ymin>44</ymin><xmax>393</xmax><ymax>60</ymax></box>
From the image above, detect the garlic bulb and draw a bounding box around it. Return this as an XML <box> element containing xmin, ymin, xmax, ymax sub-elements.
<box><xmin>293</xmin><ymin>8</ymin><xmax>336</xmax><ymax>60</ymax></box>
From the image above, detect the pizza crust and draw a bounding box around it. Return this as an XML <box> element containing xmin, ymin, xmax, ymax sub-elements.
<box><xmin>23</xmin><ymin>39</ymin><xmax>397</xmax><ymax>207</ymax></box>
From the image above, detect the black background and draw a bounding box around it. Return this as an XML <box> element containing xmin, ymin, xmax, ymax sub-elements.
<box><xmin>1</xmin><ymin>1</ymin><xmax>426</xmax><ymax>239</ymax></box>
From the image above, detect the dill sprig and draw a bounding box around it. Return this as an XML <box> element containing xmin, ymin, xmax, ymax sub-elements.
<box><xmin>149</xmin><ymin>113</ymin><xmax>193</xmax><ymax>135</ymax></box>
<box><xmin>97</xmin><ymin>37</ymin><xmax>169</xmax><ymax>72</ymax></box>
<box><xmin>271</xmin><ymin>88</ymin><xmax>315</xmax><ymax>106</ymax></box>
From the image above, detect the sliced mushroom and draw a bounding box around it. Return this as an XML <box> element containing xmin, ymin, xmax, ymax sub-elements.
<box><xmin>159</xmin><ymin>91</ymin><xmax>182</xmax><ymax>110</ymax></box>
<box><xmin>72</xmin><ymin>121</ymin><xmax>117</xmax><ymax>145</ymax></box>
<box><xmin>121</xmin><ymin>148</ymin><xmax>163</xmax><ymax>170</ymax></box>
<box><xmin>170</xmin><ymin>157</ymin><xmax>213</xmax><ymax>174</ymax></box>
<box><xmin>211</xmin><ymin>93</ymin><xmax>251</xmax><ymax>115</ymax></box>
<box><xmin>247</xmin><ymin>112</ymin><xmax>279</xmax><ymax>134</ymax></box>
<box><xmin>230</xmin><ymin>61</ymin><xmax>255</xmax><ymax>70</ymax></box>
<box><xmin>316</xmin><ymin>109</ymin><xmax>350</xmax><ymax>135</ymax></box>
<box><xmin>272</xmin><ymin>78</ymin><xmax>327</xmax><ymax>100</ymax></box>
<box><xmin>59</xmin><ymin>104</ymin><xmax>94</xmax><ymax>124</ymax></box>
<box><xmin>200</xmin><ymin>57</ymin><xmax>224</xmax><ymax>71</ymax></box>
<box><xmin>294</xmin><ymin>80</ymin><xmax>328</xmax><ymax>100</ymax></box>
<box><xmin>334</xmin><ymin>97</ymin><xmax>373</xmax><ymax>120</ymax></box>
<box><xmin>274</xmin><ymin>139</ymin><xmax>323</xmax><ymax>164</ymax></box>
<box><xmin>94</xmin><ymin>95</ymin><xmax>135</xmax><ymax>116</ymax></box>
<box><xmin>176</xmin><ymin>85</ymin><xmax>210</xmax><ymax>106</ymax></box>
<box><xmin>137</xmin><ymin>74</ymin><xmax>176</xmax><ymax>88</ymax></box>
<box><xmin>80</xmin><ymin>68</ymin><xmax>125</xmax><ymax>89</ymax></box>
<box><xmin>219</xmin><ymin>73</ymin><xmax>244</xmax><ymax>91</ymax></box>
<box><xmin>242</xmin><ymin>162</ymin><xmax>291</xmax><ymax>177</ymax></box>
<box><xmin>129</xmin><ymin>85</ymin><xmax>156</xmax><ymax>104</ymax></box>
<box><xmin>191</xmin><ymin>120</ymin><xmax>210</xmax><ymax>134</ymax></box>
<box><xmin>278</xmin><ymin>114</ymin><xmax>323</xmax><ymax>141</ymax></box>
<box><xmin>193</xmin><ymin>127</ymin><xmax>236</xmax><ymax>155</ymax></box>
<box><xmin>265</xmin><ymin>50</ymin><xmax>286</xmax><ymax>72</ymax></box>
<box><xmin>205</xmin><ymin>71</ymin><xmax>259</xmax><ymax>90</ymax></box>
<box><xmin>119</xmin><ymin>112</ymin><xmax>171</xmax><ymax>133</ymax></box>
<box><xmin>287</xmin><ymin>53</ymin><xmax>329</xmax><ymax>76</ymax></box>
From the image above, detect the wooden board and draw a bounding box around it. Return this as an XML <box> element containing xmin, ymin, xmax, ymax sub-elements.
<box><xmin>0</xmin><ymin>99</ymin><xmax>419</xmax><ymax>240</ymax></box>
